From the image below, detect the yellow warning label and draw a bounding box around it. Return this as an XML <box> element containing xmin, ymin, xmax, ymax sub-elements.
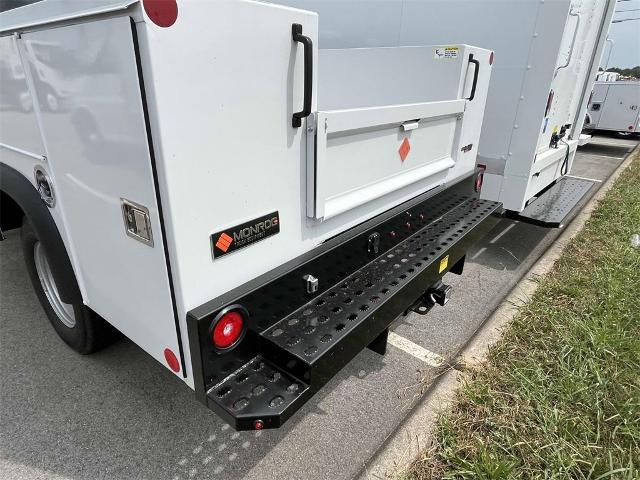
<box><xmin>439</xmin><ymin>255</ymin><xmax>449</xmax><ymax>273</ymax></box>
<box><xmin>434</xmin><ymin>46</ymin><xmax>459</xmax><ymax>59</ymax></box>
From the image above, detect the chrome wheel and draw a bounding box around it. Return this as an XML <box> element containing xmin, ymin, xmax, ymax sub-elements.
<box><xmin>33</xmin><ymin>242</ymin><xmax>76</xmax><ymax>328</ymax></box>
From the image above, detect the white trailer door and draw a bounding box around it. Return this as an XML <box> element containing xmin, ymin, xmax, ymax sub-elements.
<box><xmin>598</xmin><ymin>84</ymin><xmax>640</xmax><ymax>132</ymax></box>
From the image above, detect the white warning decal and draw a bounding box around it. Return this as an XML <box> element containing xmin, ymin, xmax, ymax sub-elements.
<box><xmin>434</xmin><ymin>46</ymin><xmax>459</xmax><ymax>59</ymax></box>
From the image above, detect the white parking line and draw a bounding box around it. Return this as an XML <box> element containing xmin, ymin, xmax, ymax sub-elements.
<box><xmin>580</xmin><ymin>153</ymin><xmax>625</xmax><ymax>160</ymax></box>
<box><xmin>387</xmin><ymin>332</ymin><xmax>444</xmax><ymax>367</ymax></box>
<box><xmin>588</xmin><ymin>141</ymin><xmax>633</xmax><ymax>148</ymax></box>
<box><xmin>489</xmin><ymin>222</ymin><xmax>516</xmax><ymax>244</ymax></box>
<box><xmin>470</xmin><ymin>247</ymin><xmax>487</xmax><ymax>260</ymax></box>
<box><xmin>566</xmin><ymin>174</ymin><xmax>602</xmax><ymax>183</ymax></box>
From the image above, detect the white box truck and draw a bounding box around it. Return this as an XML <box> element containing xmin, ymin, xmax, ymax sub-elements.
<box><xmin>585</xmin><ymin>81</ymin><xmax>640</xmax><ymax>136</ymax></box>
<box><xmin>0</xmin><ymin>0</ymin><xmax>499</xmax><ymax>430</ymax></box>
<box><xmin>278</xmin><ymin>0</ymin><xmax>616</xmax><ymax>226</ymax></box>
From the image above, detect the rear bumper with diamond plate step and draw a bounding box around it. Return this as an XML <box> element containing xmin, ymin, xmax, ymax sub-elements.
<box><xmin>187</xmin><ymin>173</ymin><xmax>502</xmax><ymax>430</ymax></box>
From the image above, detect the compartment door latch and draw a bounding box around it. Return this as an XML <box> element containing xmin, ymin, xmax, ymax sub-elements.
<box><xmin>121</xmin><ymin>199</ymin><xmax>154</xmax><ymax>247</ymax></box>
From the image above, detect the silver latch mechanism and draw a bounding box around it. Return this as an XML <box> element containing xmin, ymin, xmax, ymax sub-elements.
<box><xmin>303</xmin><ymin>274</ymin><xmax>319</xmax><ymax>294</ymax></box>
<box><xmin>121</xmin><ymin>199</ymin><xmax>153</xmax><ymax>247</ymax></box>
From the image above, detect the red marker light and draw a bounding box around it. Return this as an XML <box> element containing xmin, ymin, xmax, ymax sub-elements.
<box><xmin>212</xmin><ymin>310</ymin><xmax>246</xmax><ymax>349</ymax></box>
<box><xmin>475</xmin><ymin>165</ymin><xmax>486</xmax><ymax>193</ymax></box>
<box><xmin>143</xmin><ymin>0</ymin><xmax>178</xmax><ymax>28</ymax></box>
<box><xmin>253</xmin><ymin>420</ymin><xmax>264</xmax><ymax>430</ymax></box>
<box><xmin>164</xmin><ymin>348</ymin><xmax>180</xmax><ymax>373</ymax></box>
<box><xmin>489</xmin><ymin>51</ymin><xmax>494</xmax><ymax>65</ymax></box>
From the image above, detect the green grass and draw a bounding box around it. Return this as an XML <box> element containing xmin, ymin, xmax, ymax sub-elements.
<box><xmin>408</xmin><ymin>153</ymin><xmax>640</xmax><ymax>480</ymax></box>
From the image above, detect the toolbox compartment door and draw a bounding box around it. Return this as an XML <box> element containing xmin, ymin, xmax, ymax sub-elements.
<box><xmin>309</xmin><ymin>99</ymin><xmax>465</xmax><ymax>220</ymax></box>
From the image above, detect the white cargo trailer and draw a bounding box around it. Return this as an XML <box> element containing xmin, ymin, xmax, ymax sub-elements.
<box><xmin>585</xmin><ymin>81</ymin><xmax>640</xmax><ymax>136</ymax></box>
<box><xmin>0</xmin><ymin>0</ymin><xmax>499</xmax><ymax>430</ymax></box>
<box><xmin>276</xmin><ymin>0</ymin><xmax>616</xmax><ymax>225</ymax></box>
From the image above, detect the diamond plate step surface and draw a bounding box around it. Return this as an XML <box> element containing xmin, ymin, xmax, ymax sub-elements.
<box><xmin>259</xmin><ymin>199</ymin><xmax>501</xmax><ymax>384</ymax></box>
<box><xmin>207</xmin><ymin>355</ymin><xmax>310</xmax><ymax>430</ymax></box>
<box><xmin>517</xmin><ymin>177</ymin><xmax>595</xmax><ymax>227</ymax></box>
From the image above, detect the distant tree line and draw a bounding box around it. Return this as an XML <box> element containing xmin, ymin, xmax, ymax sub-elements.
<box><xmin>607</xmin><ymin>66</ymin><xmax>640</xmax><ymax>79</ymax></box>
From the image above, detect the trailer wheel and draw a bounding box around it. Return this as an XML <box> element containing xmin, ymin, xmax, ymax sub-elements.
<box><xmin>21</xmin><ymin>219</ymin><xmax>119</xmax><ymax>354</ymax></box>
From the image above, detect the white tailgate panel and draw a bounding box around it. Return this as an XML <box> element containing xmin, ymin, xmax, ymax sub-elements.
<box><xmin>313</xmin><ymin>101</ymin><xmax>463</xmax><ymax>219</ymax></box>
<box><xmin>20</xmin><ymin>17</ymin><xmax>180</xmax><ymax>372</ymax></box>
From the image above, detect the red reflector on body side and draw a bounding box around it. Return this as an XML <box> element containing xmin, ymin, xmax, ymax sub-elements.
<box><xmin>164</xmin><ymin>348</ymin><xmax>181</xmax><ymax>373</ymax></box>
<box><xmin>143</xmin><ymin>0</ymin><xmax>178</xmax><ymax>28</ymax></box>
<box><xmin>489</xmin><ymin>51</ymin><xmax>494</xmax><ymax>65</ymax></box>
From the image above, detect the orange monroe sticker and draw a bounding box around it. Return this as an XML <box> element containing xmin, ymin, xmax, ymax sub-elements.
<box><xmin>215</xmin><ymin>232</ymin><xmax>233</xmax><ymax>252</ymax></box>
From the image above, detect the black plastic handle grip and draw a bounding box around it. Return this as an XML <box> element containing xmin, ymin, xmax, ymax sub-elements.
<box><xmin>292</xmin><ymin>23</ymin><xmax>313</xmax><ymax>128</ymax></box>
<box><xmin>466</xmin><ymin>54</ymin><xmax>480</xmax><ymax>101</ymax></box>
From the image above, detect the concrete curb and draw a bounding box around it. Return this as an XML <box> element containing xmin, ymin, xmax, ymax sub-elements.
<box><xmin>357</xmin><ymin>145</ymin><xmax>638</xmax><ymax>480</ymax></box>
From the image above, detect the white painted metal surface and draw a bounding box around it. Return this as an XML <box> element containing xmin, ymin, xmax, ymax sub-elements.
<box><xmin>309</xmin><ymin>44</ymin><xmax>485</xmax><ymax>219</ymax></box>
<box><xmin>585</xmin><ymin>82</ymin><xmax>640</xmax><ymax>134</ymax></box>
<box><xmin>17</xmin><ymin>16</ymin><xmax>180</xmax><ymax>373</ymax></box>
<box><xmin>0</xmin><ymin>0</ymin><xmax>492</xmax><ymax>385</ymax></box>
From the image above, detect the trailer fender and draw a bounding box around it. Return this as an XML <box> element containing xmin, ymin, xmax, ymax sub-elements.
<box><xmin>0</xmin><ymin>163</ymin><xmax>82</xmax><ymax>304</ymax></box>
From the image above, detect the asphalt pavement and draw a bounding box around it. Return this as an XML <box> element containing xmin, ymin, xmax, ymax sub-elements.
<box><xmin>0</xmin><ymin>133</ymin><xmax>637</xmax><ymax>480</ymax></box>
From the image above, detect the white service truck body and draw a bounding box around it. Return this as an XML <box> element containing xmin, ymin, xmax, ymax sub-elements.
<box><xmin>0</xmin><ymin>0</ymin><xmax>499</xmax><ymax>429</ymax></box>
<box><xmin>585</xmin><ymin>81</ymin><xmax>640</xmax><ymax>135</ymax></box>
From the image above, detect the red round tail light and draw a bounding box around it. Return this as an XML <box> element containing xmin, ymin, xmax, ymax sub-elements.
<box><xmin>211</xmin><ymin>307</ymin><xmax>247</xmax><ymax>350</ymax></box>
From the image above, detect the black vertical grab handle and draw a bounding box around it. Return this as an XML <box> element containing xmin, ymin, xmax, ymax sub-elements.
<box><xmin>292</xmin><ymin>23</ymin><xmax>313</xmax><ymax>128</ymax></box>
<box><xmin>466</xmin><ymin>54</ymin><xmax>480</xmax><ymax>101</ymax></box>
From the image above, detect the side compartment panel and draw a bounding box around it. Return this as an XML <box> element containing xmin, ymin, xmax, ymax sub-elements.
<box><xmin>19</xmin><ymin>17</ymin><xmax>181</xmax><ymax>377</ymax></box>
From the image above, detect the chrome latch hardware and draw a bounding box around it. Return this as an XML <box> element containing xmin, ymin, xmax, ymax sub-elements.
<box><xmin>121</xmin><ymin>199</ymin><xmax>153</xmax><ymax>247</ymax></box>
<box><xmin>303</xmin><ymin>274</ymin><xmax>318</xmax><ymax>294</ymax></box>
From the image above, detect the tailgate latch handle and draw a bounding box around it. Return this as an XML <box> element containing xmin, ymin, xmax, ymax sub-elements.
<box><xmin>465</xmin><ymin>53</ymin><xmax>480</xmax><ymax>102</ymax></box>
<box><xmin>401</xmin><ymin>120</ymin><xmax>420</xmax><ymax>132</ymax></box>
<box><xmin>292</xmin><ymin>23</ymin><xmax>313</xmax><ymax>128</ymax></box>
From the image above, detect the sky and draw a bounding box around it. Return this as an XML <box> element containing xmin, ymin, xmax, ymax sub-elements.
<box><xmin>604</xmin><ymin>0</ymin><xmax>640</xmax><ymax>69</ymax></box>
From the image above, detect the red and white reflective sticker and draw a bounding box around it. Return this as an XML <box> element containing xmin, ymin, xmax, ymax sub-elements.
<box><xmin>143</xmin><ymin>0</ymin><xmax>178</xmax><ymax>28</ymax></box>
<box><xmin>399</xmin><ymin>137</ymin><xmax>411</xmax><ymax>162</ymax></box>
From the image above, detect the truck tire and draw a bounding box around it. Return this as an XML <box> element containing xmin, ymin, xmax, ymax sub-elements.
<box><xmin>21</xmin><ymin>218</ymin><xmax>119</xmax><ymax>354</ymax></box>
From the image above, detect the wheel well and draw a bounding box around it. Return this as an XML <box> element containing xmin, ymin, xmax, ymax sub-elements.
<box><xmin>0</xmin><ymin>163</ymin><xmax>82</xmax><ymax>304</ymax></box>
<box><xmin>0</xmin><ymin>189</ymin><xmax>24</xmax><ymax>234</ymax></box>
